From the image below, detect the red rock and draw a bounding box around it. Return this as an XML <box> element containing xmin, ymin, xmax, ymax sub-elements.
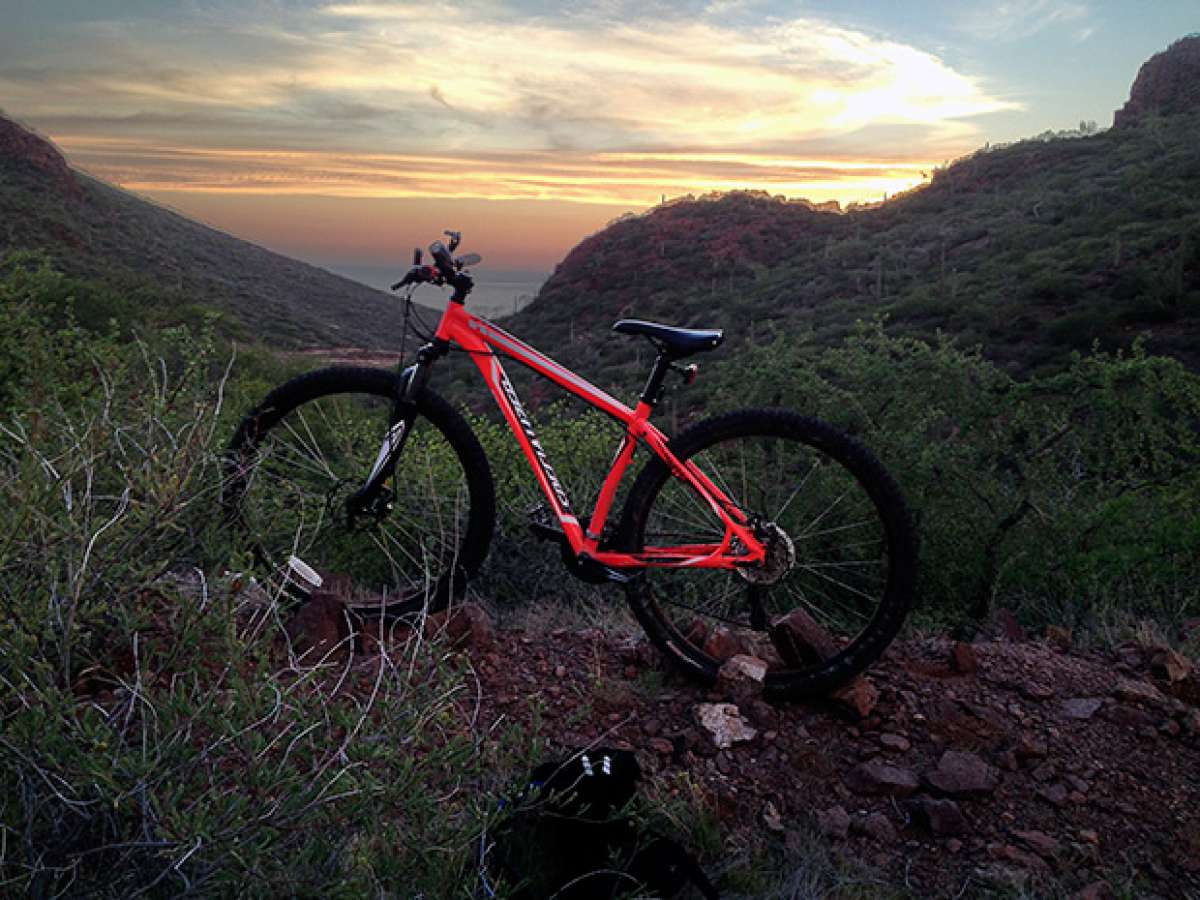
<box><xmin>926</xmin><ymin>750</ymin><xmax>999</xmax><ymax>797</ymax></box>
<box><xmin>717</xmin><ymin>654</ymin><xmax>768</xmax><ymax>703</ymax></box>
<box><xmin>684</xmin><ymin>618</ymin><xmax>709</xmax><ymax>647</ymax></box>
<box><xmin>285</xmin><ymin>594</ymin><xmax>357</xmax><ymax>664</ymax></box>
<box><xmin>702</xmin><ymin>625</ymin><xmax>740</xmax><ymax>662</ymax></box>
<box><xmin>988</xmin><ymin>842</ymin><xmax>1050</xmax><ymax>874</ymax></box>
<box><xmin>994</xmin><ymin>608</ymin><xmax>1027</xmax><ymax>642</ymax></box>
<box><xmin>1021</xmin><ymin>682</ymin><xmax>1055</xmax><ymax>701</ymax></box>
<box><xmin>1014</xmin><ymin>733</ymin><xmax>1048</xmax><ymax>760</ymax></box>
<box><xmin>832</xmin><ymin>677</ymin><xmax>879</xmax><ymax>718</ymax></box>
<box><xmin>816</xmin><ymin>805</ymin><xmax>851</xmax><ymax>839</ymax></box>
<box><xmin>1061</xmin><ymin>697</ymin><xmax>1103</xmax><ymax>720</ymax></box>
<box><xmin>1035</xmin><ymin>783</ymin><xmax>1069</xmax><ymax>807</ymax></box>
<box><xmin>1114</xmin><ymin>35</ymin><xmax>1200</xmax><ymax>127</ymax></box>
<box><xmin>1150</xmin><ymin>647</ymin><xmax>1192</xmax><ymax>683</ymax></box>
<box><xmin>1046</xmin><ymin>625</ymin><xmax>1073</xmax><ymax>650</ymax></box>
<box><xmin>844</xmin><ymin>759</ymin><xmax>920</xmax><ymax>797</ymax></box>
<box><xmin>770</xmin><ymin>609</ymin><xmax>838</xmax><ymax>664</ymax></box>
<box><xmin>951</xmin><ymin>642</ymin><xmax>977</xmax><ymax>674</ymax></box>
<box><xmin>1013</xmin><ymin>829</ymin><xmax>1059</xmax><ymax>857</ymax></box>
<box><xmin>648</xmin><ymin>737</ymin><xmax>674</xmax><ymax>755</ymax></box>
<box><xmin>1112</xmin><ymin>678</ymin><xmax>1165</xmax><ymax>707</ymax></box>
<box><xmin>0</xmin><ymin>115</ymin><xmax>81</xmax><ymax>197</ymax></box>
<box><xmin>426</xmin><ymin>602</ymin><xmax>494</xmax><ymax>651</ymax></box>
<box><xmin>694</xmin><ymin>702</ymin><xmax>756</xmax><ymax>749</ymax></box>
<box><xmin>904</xmin><ymin>797</ymin><xmax>968</xmax><ymax>836</ymax></box>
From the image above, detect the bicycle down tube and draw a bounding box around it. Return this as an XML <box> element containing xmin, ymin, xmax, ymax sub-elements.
<box><xmin>426</xmin><ymin>301</ymin><xmax>768</xmax><ymax>570</ymax></box>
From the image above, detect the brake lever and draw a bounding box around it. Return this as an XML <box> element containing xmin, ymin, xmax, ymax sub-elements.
<box><xmin>391</xmin><ymin>265</ymin><xmax>439</xmax><ymax>291</ymax></box>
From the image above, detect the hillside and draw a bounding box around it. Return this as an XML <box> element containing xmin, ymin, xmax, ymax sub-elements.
<box><xmin>0</xmin><ymin>113</ymin><xmax>403</xmax><ymax>348</ymax></box>
<box><xmin>510</xmin><ymin>89</ymin><xmax>1200</xmax><ymax>393</ymax></box>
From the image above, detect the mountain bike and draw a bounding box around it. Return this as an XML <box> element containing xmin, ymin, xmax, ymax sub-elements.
<box><xmin>224</xmin><ymin>232</ymin><xmax>916</xmax><ymax>698</ymax></box>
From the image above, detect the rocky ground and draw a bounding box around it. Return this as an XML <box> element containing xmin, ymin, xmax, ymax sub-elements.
<box><xmin>287</xmin><ymin>591</ymin><xmax>1200</xmax><ymax>899</ymax></box>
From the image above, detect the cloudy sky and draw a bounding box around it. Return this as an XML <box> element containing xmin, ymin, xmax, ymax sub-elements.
<box><xmin>2</xmin><ymin>1</ymin><xmax>1195</xmax><ymax>279</ymax></box>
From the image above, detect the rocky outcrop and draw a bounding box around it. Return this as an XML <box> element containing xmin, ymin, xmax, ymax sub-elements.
<box><xmin>0</xmin><ymin>113</ymin><xmax>80</xmax><ymax>198</ymax></box>
<box><xmin>1114</xmin><ymin>35</ymin><xmax>1200</xmax><ymax>127</ymax></box>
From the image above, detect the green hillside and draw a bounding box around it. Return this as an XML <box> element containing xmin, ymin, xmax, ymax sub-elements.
<box><xmin>0</xmin><ymin>113</ymin><xmax>404</xmax><ymax>349</ymax></box>
<box><xmin>506</xmin><ymin>112</ymin><xmax>1200</xmax><ymax>397</ymax></box>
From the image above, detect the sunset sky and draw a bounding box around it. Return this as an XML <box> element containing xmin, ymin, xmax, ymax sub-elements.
<box><xmin>2</xmin><ymin>1</ymin><xmax>1195</xmax><ymax>286</ymax></box>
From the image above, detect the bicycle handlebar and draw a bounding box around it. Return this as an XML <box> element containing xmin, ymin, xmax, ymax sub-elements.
<box><xmin>390</xmin><ymin>231</ymin><xmax>476</xmax><ymax>303</ymax></box>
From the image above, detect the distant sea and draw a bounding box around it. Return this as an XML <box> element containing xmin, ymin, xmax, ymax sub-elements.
<box><xmin>325</xmin><ymin>263</ymin><xmax>546</xmax><ymax>319</ymax></box>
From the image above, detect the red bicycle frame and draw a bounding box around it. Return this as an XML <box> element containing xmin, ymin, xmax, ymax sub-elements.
<box><xmin>430</xmin><ymin>300</ymin><xmax>767</xmax><ymax>570</ymax></box>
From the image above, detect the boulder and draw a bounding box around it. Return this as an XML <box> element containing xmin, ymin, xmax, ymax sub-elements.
<box><xmin>926</xmin><ymin>750</ymin><xmax>999</xmax><ymax>797</ymax></box>
<box><xmin>694</xmin><ymin>703</ymin><xmax>757</xmax><ymax>749</ymax></box>
<box><xmin>1114</xmin><ymin>35</ymin><xmax>1200</xmax><ymax>127</ymax></box>
<box><xmin>831</xmin><ymin>676</ymin><xmax>879</xmax><ymax>718</ymax></box>
<box><xmin>1061</xmin><ymin>697</ymin><xmax>1103</xmax><ymax>720</ymax></box>
<box><xmin>1112</xmin><ymin>678</ymin><xmax>1165</xmax><ymax>708</ymax></box>
<box><xmin>951</xmin><ymin>642</ymin><xmax>978</xmax><ymax>675</ymax></box>
<box><xmin>1012</xmin><ymin>829</ymin><xmax>1060</xmax><ymax>857</ymax></box>
<box><xmin>702</xmin><ymin>625</ymin><xmax>741</xmax><ymax>662</ymax></box>
<box><xmin>844</xmin><ymin>759</ymin><xmax>920</xmax><ymax>797</ymax></box>
<box><xmin>425</xmin><ymin>602</ymin><xmax>494</xmax><ymax>651</ymax></box>
<box><xmin>716</xmin><ymin>654</ymin><xmax>768</xmax><ymax>704</ymax></box>
<box><xmin>770</xmin><ymin>609</ymin><xmax>838</xmax><ymax>664</ymax></box>
<box><xmin>285</xmin><ymin>594</ymin><xmax>359</xmax><ymax>665</ymax></box>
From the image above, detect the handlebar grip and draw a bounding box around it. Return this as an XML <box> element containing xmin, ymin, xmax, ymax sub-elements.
<box><xmin>430</xmin><ymin>241</ymin><xmax>457</xmax><ymax>279</ymax></box>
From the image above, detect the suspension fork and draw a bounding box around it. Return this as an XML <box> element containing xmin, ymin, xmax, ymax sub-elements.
<box><xmin>346</xmin><ymin>340</ymin><xmax>448</xmax><ymax>519</ymax></box>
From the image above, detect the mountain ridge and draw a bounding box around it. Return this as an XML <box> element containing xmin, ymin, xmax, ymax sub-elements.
<box><xmin>0</xmin><ymin>112</ymin><xmax>403</xmax><ymax>349</ymax></box>
<box><xmin>509</xmin><ymin>111</ymin><xmax>1200</xmax><ymax>395</ymax></box>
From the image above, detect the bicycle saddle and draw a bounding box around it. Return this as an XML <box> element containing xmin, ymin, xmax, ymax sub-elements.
<box><xmin>612</xmin><ymin>319</ymin><xmax>724</xmax><ymax>357</ymax></box>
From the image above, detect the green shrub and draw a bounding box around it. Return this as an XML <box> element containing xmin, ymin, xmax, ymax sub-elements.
<box><xmin>0</xmin><ymin>261</ymin><xmax>527</xmax><ymax>897</ymax></box>
<box><xmin>712</xmin><ymin>323</ymin><xmax>1200</xmax><ymax>635</ymax></box>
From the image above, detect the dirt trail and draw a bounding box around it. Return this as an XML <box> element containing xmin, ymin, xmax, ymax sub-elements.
<box><xmin>448</xmin><ymin>621</ymin><xmax>1200</xmax><ymax>898</ymax></box>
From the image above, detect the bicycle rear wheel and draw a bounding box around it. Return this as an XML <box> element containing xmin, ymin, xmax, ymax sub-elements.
<box><xmin>224</xmin><ymin>366</ymin><xmax>495</xmax><ymax>615</ymax></box>
<box><xmin>618</xmin><ymin>408</ymin><xmax>915</xmax><ymax>699</ymax></box>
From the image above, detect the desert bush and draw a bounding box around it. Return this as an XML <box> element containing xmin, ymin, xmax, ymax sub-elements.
<box><xmin>0</xmin><ymin>264</ymin><xmax>527</xmax><ymax>897</ymax></box>
<box><xmin>713</xmin><ymin>323</ymin><xmax>1200</xmax><ymax>636</ymax></box>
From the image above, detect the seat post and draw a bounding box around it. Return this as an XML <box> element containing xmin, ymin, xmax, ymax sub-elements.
<box><xmin>640</xmin><ymin>349</ymin><xmax>674</xmax><ymax>407</ymax></box>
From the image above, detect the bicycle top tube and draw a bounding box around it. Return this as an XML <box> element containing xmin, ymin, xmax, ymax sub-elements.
<box><xmin>433</xmin><ymin>300</ymin><xmax>638</xmax><ymax>425</ymax></box>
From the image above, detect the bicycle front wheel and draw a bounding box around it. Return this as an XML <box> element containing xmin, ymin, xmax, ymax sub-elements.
<box><xmin>618</xmin><ymin>409</ymin><xmax>916</xmax><ymax>699</ymax></box>
<box><xmin>224</xmin><ymin>366</ymin><xmax>495</xmax><ymax>615</ymax></box>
